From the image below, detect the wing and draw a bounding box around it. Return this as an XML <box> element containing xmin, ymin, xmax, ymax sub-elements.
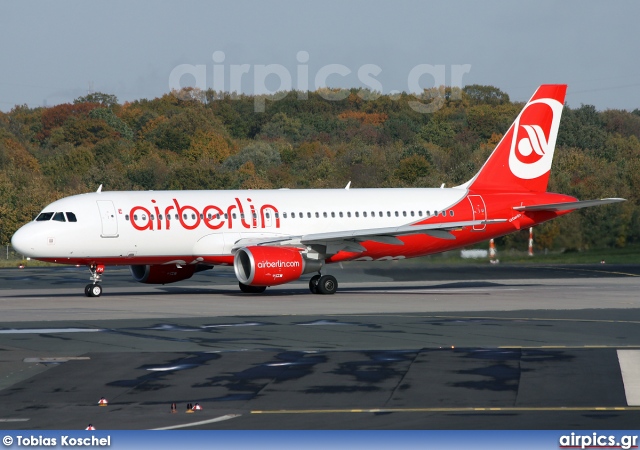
<box><xmin>231</xmin><ymin>218</ymin><xmax>507</xmax><ymax>255</ymax></box>
<box><xmin>513</xmin><ymin>198</ymin><xmax>626</xmax><ymax>212</ymax></box>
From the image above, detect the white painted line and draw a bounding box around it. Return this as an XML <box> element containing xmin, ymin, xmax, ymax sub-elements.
<box><xmin>617</xmin><ymin>350</ymin><xmax>640</xmax><ymax>405</ymax></box>
<box><xmin>150</xmin><ymin>414</ymin><xmax>241</xmax><ymax>430</ymax></box>
<box><xmin>23</xmin><ymin>357</ymin><xmax>91</xmax><ymax>363</ymax></box>
<box><xmin>0</xmin><ymin>328</ymin><xmax>103</xmax><ymax>334</ymax></box>
<box><xmin>0</xmin><ymin>418</ymin><xmax>30</xmax><ymax>422</ymax></box>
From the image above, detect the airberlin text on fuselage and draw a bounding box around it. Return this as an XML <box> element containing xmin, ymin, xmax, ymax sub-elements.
<box><xmin>129</xmin><ymin>198</ymin><xmax>280</xmax><ymax>231</ymax></box>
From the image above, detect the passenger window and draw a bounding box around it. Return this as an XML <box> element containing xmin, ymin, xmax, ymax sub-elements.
<box><xmin>159</xmin><ymin>214</ymin><xmax>163</xmax><ymax>220</ymax></box>
<box><xmin>441</xmin><ymin>211</ymin><xmax>446</xmax><ymax>217</ymax></box>
<box><xmin>275</xmin><ymin>213</ymin><xmax>279</xmax><ymax>218</ymax></box>
<box><xmin>355</xmin><ymin>212</ymin><xmax>359</xmax><ymax>218</ymax></box>
<box><xmin>150</xmin><ymin>215</ymin><xmax>155</xmax><ymax>221</ymax></box>
<box><xmin>315</xmin><ymin>212</ymin><xmax>319</xmax><ymax>218</ymax></box>
<box><xmin>450</xmin><ymin>210</ymin><xmax>455</xmax><ymax>217</ymax></box>
<box><xmin>323</xmin><ymin>212</ymin><xmax>327</xmax><ymax>218</ymax></box>
<box><xmin>307</xmin><ymin>212</ymin><xmax>311</xmax><ymax>218</ymax></box>
<box><xmin>233</xmin><ymin>213</ymin><xmax>237</xmax><ymax>219</ymax></box>
<box><xmin>403</xmin><ymin>211</ymin><xmax>407</xmax><ymax>217</ymax></box>
<box><xmin>291</xmin><ymin>212</ymin><xmax>295</xmax><ymax>218</ymax></box>
<box><xmin>125</xmin><ymin>215</ymin><xmax>130</xmax><ymax>221</ymax></box>
<box><xmin>387</xmin><ymin>212</ymin><xmax>391</xmax><ymax>217</ymax></box>
<box><xmin>66</xmin><ymin>212</ymin><xmax>77</xmax><ymax>222</ymax></box>
<box><xmin>331</xmin><ymin>212</ymin><xmax>335</xmax><ymax>218</ymax></box>
<box><xmin>192</xmin><ymin>214</ymin><xmax>196</xmax><ymax>220</ymax></box>
<box><xmin>134</xmin><ymin>214</ymin><xmax>138</xmax><ymax>220</ymax></box>
<box><xmin>283</xmin><ymin>212</ymin><xmax>287</xmax><ymax>218</ymax></box>
<box><xmin>36</xmin><ymin>212</ymin><xmax>54</xmax><ymax>221</ymax></box>
<box><xmin>240</xmin><ymin>213</ymin><xmax>245</xmax><ymax>219</ymax></box>
<box><xmin>339</xmin><ymin>212</ymin><xmax>343</xmax><ymax>218</ymax></box>
<box><xmin>167</xmin><ymin>214</ymin><xmax>171</xmax><ymax>220</ymax></box>
<box><xmin>410</xmin><ymin>211</ymin><xmax>415</xmax><ymax>217</ymax></box>
<box><xmin>363</xmin><ymin>212</ymin><xmax>367</xmax><ymax>218</ymax></box>
<box><xmin>418</xmin><ymin>211</ymin><xmax>423</xmax><ymax>217</ymax></box>
<box><xmin>347</xmin><ymin>212</ymin><xmax>351</xmax><ymax>218</ymax></box>
<box><xmin>199</xmin><ymin>214</ymin><xmax>203</xmax><ymax>220</ymax></box>
<box><xmin>265</xmin><ymin>213</ymin><xmax>269</xmax><ymax>219</ymax></box>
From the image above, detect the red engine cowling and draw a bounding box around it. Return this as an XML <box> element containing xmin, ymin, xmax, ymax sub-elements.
<box><xmin>130</xmin><ymin>264</ymin><xmax>197</xmax><ymax>284</ymax></box>
<box><xmin>234</xmin><ymin>246</ymin><xmax>320</xmax><ymax>286</ymax></box>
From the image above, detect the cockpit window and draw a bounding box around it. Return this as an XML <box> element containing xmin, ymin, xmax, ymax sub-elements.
<box><xmin>66</xmin><ymin>212</ymin><xmax>77</xmax><ymax>222</ymax></box>
<box><xmin>36</xmin><ymin>212</ymin><xmax>54</xmax><ymax>221</ymax></box>
<box><xmin>52</xmin><ymin>212</ymin><xmax>66</xmax><ymax>222</ymax></box>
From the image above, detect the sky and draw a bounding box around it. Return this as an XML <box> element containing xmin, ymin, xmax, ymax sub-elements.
<box><xmin>1</xmin><ymin>0</ymin><xmax>639</xmax><ymax>112</ymax></box>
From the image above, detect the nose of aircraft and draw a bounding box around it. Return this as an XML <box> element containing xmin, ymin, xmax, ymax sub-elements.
<box><xmin>11</xmin><ymin>224</ymin><xmax>36</xmax><ymax>256</ymax></box>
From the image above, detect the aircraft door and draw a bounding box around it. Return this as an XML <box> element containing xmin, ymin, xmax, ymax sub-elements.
<box><xmin>467</xmin><ymin>195</ymin><xmax>487</xmax><ymax>231</ymax></box>
<box><xmin>97</xmin><ymin>200</ymin><xmax>119</xmax><ymax>237</ymax></box>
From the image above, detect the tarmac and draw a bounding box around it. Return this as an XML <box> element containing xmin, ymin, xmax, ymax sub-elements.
<box><xmin>0</xmin><ymin>262</ymin><xmax>639</xmax><ymax>429</ymax></box>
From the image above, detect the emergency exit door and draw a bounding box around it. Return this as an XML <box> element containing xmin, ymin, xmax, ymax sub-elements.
<box><xmin>467</xmin><ymin>195</ymin><xmax>487</xmax><ymax>231</ymax></box>
<box><xmin>97</xmin><ymin>200</ymin><xmax>119</xmax><ymax>238</ymax></box>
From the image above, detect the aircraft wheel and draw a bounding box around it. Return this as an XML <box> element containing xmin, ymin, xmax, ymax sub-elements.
<box><xmin>317</xmin><ymin>275</ymin><xmax>338</xmax><ymax>295</ymax></box>
<box><xmin>86</xmin><ymin>284</ymin><xmax>102</xmax><ymax>297</ymax></box>
<box><xmin>309</xmin><ymin>275</ymin><xmax>321</xmax><ymax>294</ymax></box>
<box><xmin>239</xmin><ymin>282</ymin><xmax>267</xmax><ymax>294</ymax></box>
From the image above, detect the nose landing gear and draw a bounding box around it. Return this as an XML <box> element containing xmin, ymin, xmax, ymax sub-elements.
<box><xmin>85</xmin><ymin>264</ymin><xmax>105</xmax><ymax>297</ymax></box>
<box><xmin>309</xmin><ymin>273</ymin><xmax>338</xmax><ymax>295</ymax></box>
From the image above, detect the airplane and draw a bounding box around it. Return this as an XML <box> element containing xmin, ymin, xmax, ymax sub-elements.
<box><xmin>10</xmin><ymin>85</ymin><xmax>625</xmax><ymax>297</ymax></box>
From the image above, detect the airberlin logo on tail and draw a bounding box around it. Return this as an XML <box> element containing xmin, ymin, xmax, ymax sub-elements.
<box><xmin>508</xmin><ymin>98</ymin><xmax>563</xmax><ymax>180</ymax></box>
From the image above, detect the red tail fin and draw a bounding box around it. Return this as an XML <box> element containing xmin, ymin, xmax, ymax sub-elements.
<box><xmin>463</xmin><ymin>84</ymin><xmax>567</xmax><ymax>193</ymax></box>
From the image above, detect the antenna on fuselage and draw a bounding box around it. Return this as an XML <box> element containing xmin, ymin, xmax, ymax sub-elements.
<box><xmin>97</xmin><ymin>184</ymin><xmax>103</xmax><ymax>193</ymax></box>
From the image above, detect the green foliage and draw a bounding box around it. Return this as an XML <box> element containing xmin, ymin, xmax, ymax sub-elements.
<box><xmin>74</xmin><ymin>92</ymin><xmax>119</xmax><ymax>108</ymax></box>
<box><xmin>1</xmin><ymin>85</ymin><xmax>638</xmax><ymax>253</ymax></box>
<box><xmin>222</xmin><ymin>142</ymin><xmax>281</xmax><ymax>174</ymax></box>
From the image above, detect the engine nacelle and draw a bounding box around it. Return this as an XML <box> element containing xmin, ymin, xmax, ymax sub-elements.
<box><xmin>130</xmin><ymin>264</ymin><xmax>197</xmax><ymax>284</ymax></box>
<box><xmin>234</xmin><ymin>246</ymin><xmax>322</xmax><ymax>286</ymax></box>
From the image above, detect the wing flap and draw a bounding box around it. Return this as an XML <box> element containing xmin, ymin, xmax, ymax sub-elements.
<box><xmin>231</xmin><ymin>218</ymin><xmax>506</xmax><ymax>252</ymax></box>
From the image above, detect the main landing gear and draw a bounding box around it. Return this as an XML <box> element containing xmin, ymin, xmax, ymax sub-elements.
<box><xmin>85</xmin><ymin>264</ymin><xmax>105</xmax><ymax>297</ymax></box>
<box><xmin>309</xmin><ymin>274</ymin><xmax>338</xmax><ymax>295</ymax></box>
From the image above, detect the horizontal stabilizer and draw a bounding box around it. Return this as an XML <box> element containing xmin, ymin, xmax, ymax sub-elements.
<box><xmin>513</xmin><ymin>198</ymin><xmax>626</xmax><ymax>212</ymax></box>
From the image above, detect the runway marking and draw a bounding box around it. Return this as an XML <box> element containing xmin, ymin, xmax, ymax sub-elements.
<box><xmin>0</xmin><ymin>418</ymin><xmax>29</xmax><ymax>422</ymax></box>
<box><xmin>150</xmin><ymin>413</ymin><xmax>241</xmax><ymax>430</ymax></box>
<box><xmin>545</xmin><ymin>266</ymin><xmax>640</xmax><ymax>277</ymax></box>
<box><xmin>500</xmin><ymin>345</ymin><xmax>640</xmax><ymax>349</ymax></box>
<box><xmin>251</xmin><ymin>406</ymin><xmax>640</xmax><ymax>414</ymax></box>
<box><xmin>618</xmin><ymin>350</ymin><xmax>640</xmax><ymax>406</ymax></box>
<box><xmin>0</xmin><ymin>328</ymin><xmax>104</xmax><ymax>334</ymax></box>
<box><xmin>331</xmin><ymin>313</ymin><xmax>640</xmax><ymax>326</ymax></box>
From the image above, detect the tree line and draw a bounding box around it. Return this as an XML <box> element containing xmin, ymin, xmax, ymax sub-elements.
<box><xmin>1</xmin><ymin>85</ymin><xmax>638</xmax><ymax>252</ymax></box>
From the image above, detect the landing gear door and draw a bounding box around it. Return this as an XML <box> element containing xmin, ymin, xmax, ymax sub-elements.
<box><xmin>97</xmin><ymin>200</ymin><xmax>119</xmax><ymax>238</ymax></box>
<box><xmin>467</xmin><ymin>195</ymin><xmax>487</xmax><ymax>231</ymax></box>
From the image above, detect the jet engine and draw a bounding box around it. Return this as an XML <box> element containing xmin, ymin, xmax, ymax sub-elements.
<box><xmin>234</xmin><ymin>246</ymin><xmax>322</xmax><ymax>286</ymax></box>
